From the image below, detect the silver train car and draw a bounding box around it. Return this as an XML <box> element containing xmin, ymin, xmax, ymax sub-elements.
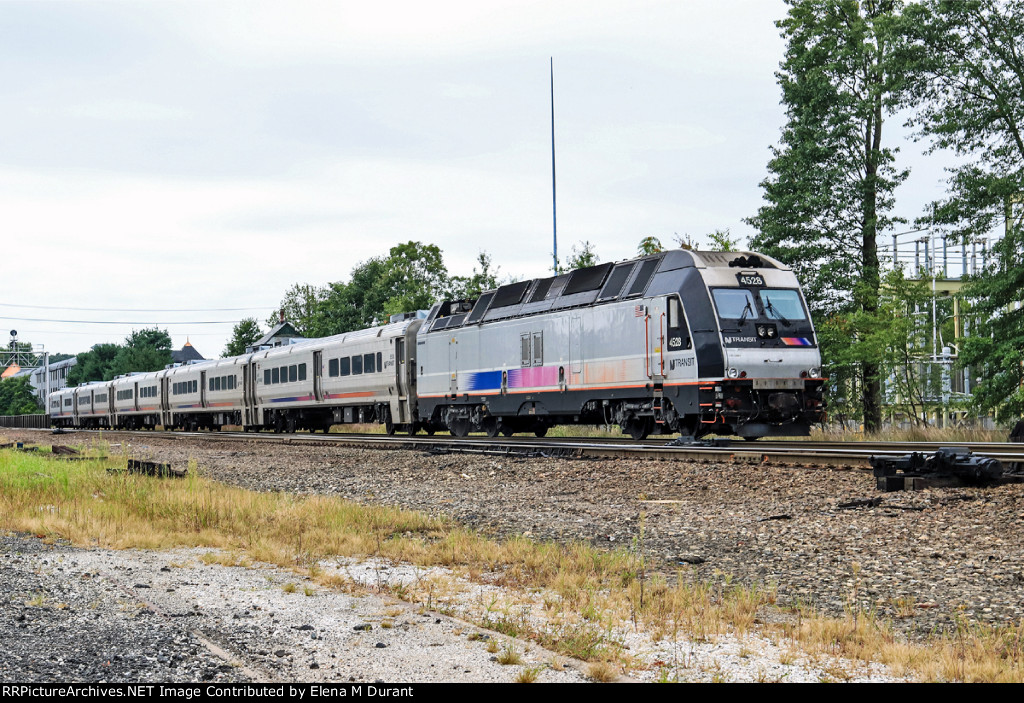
<box><xmin>414</xmin><ymin>249</ymin><xmax>824</xmax><ymax>440</ymax></box>
<box><xmin>49</xmin><ymin>250</ymin><xmax>824</xmax><ymax>440</ymax></box>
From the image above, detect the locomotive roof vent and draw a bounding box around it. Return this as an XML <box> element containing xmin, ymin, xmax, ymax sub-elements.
<box><xmin>728</xmin><ymin>254</ymin><xmax>765</xmax><ymax>269</ymax></box>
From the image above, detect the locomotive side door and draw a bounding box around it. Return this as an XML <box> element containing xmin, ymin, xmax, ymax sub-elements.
<box><xmin>448</xmin><ymin>337</ymin><xmax>458</xmax><ymax>394</ymax></box>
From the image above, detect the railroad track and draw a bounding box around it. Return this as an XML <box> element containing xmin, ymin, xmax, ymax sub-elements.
<box><xmin>29</xmin><ymin>427</ymin><xmax>1024</xmax><ymax>469</ymax></box>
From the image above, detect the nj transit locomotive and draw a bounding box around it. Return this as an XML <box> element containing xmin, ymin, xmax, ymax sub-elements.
<box><xmin>49</xmin><ymin>249</ymin><xmax>825</xmax><ymax>440</ymax></box>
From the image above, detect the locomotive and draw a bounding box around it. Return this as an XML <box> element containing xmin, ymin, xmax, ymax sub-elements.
<box><xmin>49</xmin><ymin>249</ymin><xmax>825</xmax><ymax>440</ymax></box>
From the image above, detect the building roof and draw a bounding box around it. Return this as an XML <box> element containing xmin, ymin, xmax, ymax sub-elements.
<box><xmin>247</xmin><ymin>322</ymin><xmax>304</xmax><ymax>352</ymax></box>
<box><xmin>171</xmin><ymin>340</ymin><xmax>205</xmax><ymax>364</ymax></box>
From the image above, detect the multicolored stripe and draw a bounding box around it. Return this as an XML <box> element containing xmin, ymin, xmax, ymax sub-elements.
<box><xmin>781</xmin><ymin>337</ymin><xmax>813</xmax><ymax>346</ymax></box>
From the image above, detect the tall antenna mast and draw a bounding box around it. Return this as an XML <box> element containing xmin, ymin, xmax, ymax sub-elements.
<box><xmin>550</xmin><ymin>57</ymin><xmax>558</xmax><ymax>274</ymax></box>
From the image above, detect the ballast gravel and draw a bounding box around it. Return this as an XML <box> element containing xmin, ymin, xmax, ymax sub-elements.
<box><xmin>5</xmin><ymin>428</ymin><xmax>1024</xmax><ymax>682</ymax></box>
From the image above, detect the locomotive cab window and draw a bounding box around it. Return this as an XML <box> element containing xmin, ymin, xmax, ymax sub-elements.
<box><xmin>757</xmin><ymin>289</ymin><xmax>808</xmax><ymax>324</ymax></box>
<box><xmin>712</xmin><ymin>288</ymin><xmax>758</xmax><ymax>321</ymax></box>
<box><xmin>666</xmin><ymin>296</ymin><xmax>691</xmax><ymax>350</ymax></box>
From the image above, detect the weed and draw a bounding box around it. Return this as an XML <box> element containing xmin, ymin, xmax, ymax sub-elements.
<box><xmin>586</xmin><ymin>660</ymin><xmax>618</xmax><ymax>682</ymax></box>
<box><xmin>282</xmin><ymin>582</ymin><xmax>297</xmax><ymax>594</ymax></box>
<box><xmin>497</xmin><ymin>643</ymin><xmax>523</xmax><ymax>666</ymax></box>
<box><xmin>516</xmin><ymin>665</ymin><xmax>542</xmax><ymax>683</ymax></box>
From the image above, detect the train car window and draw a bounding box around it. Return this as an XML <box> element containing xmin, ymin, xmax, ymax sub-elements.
<box><xmin>597</xmin><ymin>263</ymin><xmax>635</xmax><ymax>301</ymax></box>
<box><xmin>210</xmin><ymin>378</ymin><xmax>215</xmax><ymax>391</ymax></box>
<box><xmin>376</xmin><ymin>352</ymin><xmax>382</xmax><ymax>372</ymax></box>
<box><xmin>532</xmin><ymin>332</ymin><xmax>543</xmax><ymax>366</ymax></box>
<box><xmin>490</xmin><ymin>281</ymin><xmax>531</xmax><ymax>308</ymax></box>
<box><xmin>757</xmin><ymin>289</ymin><xmax>808</xmax><ymax>322</ymax></box>
<box><xmin>329</xmin><ymin>359</ymin><xmax>339</xmax><ymax>377</ymax></box>
<box><xmin>528</xmin><ymin>277</ymin><xmax>554</xmax><ymax>303</ymax></box>
<box><xmin>288</xmin><ymin>365</ymin><xmax>297</xmax><ymax>383</ymax></box>
<box><xmin>272</xmin><ymin>367</ymin><xmax>280</xmax><ymax>384</ymax></box>
<box><xmin>666</xmin><ymin>297</ymin><xmax>691</xmax><ymax>350</ymax></box>
<box><xmin>465</xmin><ymin>291</ymin><xmax>495</xmax><ymax>324</ymax></box>
<box><xmin>192</xmin><ymin>380</ymin><xmax>197</xmax><ymax>393</ymax></box>
<box><xmin>340</xmin><ymin>357</ymin><xmax>350</xmax><ymax>376</ymax></box>
<box><xmin>521</xmin><ymin>334</ymin><xmax>531</xmax><ymax>367</ymax></box>
<box><xmin>563</xmin><ymin>262</ymin><xmax>613</xmax><ymax>296</ymax></box>
<box><xmin>298</xmin><ymin>363</ymin><xmax>307</xmax><ymax>381</ymax></box>
<box><xmin>352</xmin><ymin>355</ymin><xmax>363</xmax><ymax>375</ymax></box>
<box><xmin>626</xmin><ymin>258</ymin><xmax>660</xmax><ymax>297</ymax></box>
<box><xmin>712</xmin><ymin>289</ymin><xmax>758</xmax><ymax>319</ymax></box>
<box><xmin>264</xmin><ymin>370</ymin><xmax>271</xmax><ymax>385</ymax></box>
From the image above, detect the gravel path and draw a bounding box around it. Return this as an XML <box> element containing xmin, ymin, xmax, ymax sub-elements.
<box><xmin>0</xmin><ymin>534</ymin><xmax>592</xmax><ymax>683</ymax></box>
<box><xmin>4</xmin><ymin>428</ymin><xmax>1024</xmax><ymax>680</ymax></box>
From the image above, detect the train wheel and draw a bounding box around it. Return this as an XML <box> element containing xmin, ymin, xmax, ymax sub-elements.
<box><xmin>425</xmin><ymin>425</ymin><xmax>436</xmax><ymax>436</ymax></box>
<box><xmin>273</xmin><ymin>415</ymin><xmax>285</xmax><ymax>433</ymax></box>
<box><xmin>743</xmin><ymin>436</ymin><xmax>762</xmax><ymax>442</ymax></box>
<box><xmin>286</xmin><ymin>415</ymin><xmax>297</xmax><ymax>433</ymax></box>
<box><xmin>624</xmin><ymin>417</ymin><xmax>651</xmax><ymax>441</ymax></box>
<box><xmin>534</xmin><ymin>426</ymin><xmax>548</xmax><ymax>438</ymax></box>
<box><xmin>407</xmin><ymin>422</ymin><xmax>418</xmax><ymax>436</ymax></box>
<box><xmin>501</xmin><ymin>427</ymin><xmax>515</xmax><ymax>437</ymax></box>
<box><xmin>385</xmin><ymin>420</ymin><xmax>396</xmax><ymax>436</ymax></box>
<box><xmin>482</xmin><ymin>417</ymin><xmax>499</xmax><ymax>438</ymax></box>
<box><xmin>448</xmin><ymin>417</ymin><xmax>470</xmax><ymax>437</ymax></box>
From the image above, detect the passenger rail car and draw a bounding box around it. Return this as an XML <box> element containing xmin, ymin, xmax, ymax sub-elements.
<box><xmin>49</xmin><ymin>250</ymin><xmax>824</xmax><ymax>440</ymax></box>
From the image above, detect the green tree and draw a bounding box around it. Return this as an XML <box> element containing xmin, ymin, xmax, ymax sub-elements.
<box><xmin>0</xmin><ymin>376</ymin><xmax>40</xmax><ymax>415</ymax></box>
<box><xmin>562</xmin><ymin>241</ymin><xmax>599</xmax><ymax>271</ymax></box>
<box><xmin>224</xmin><ymin>318</ymin><xmax>264</xmax><ymax>357</ymax></box>
<box><xmin>67</xmin><ymin>329</ymin><xmax>172</xmax><ymax>386</ymax></box>
<box><xmin>707</xmin><ymin>228</ymin><xmax>740</xmax><ymax>252</ymax></box>
<box><xmin>66</xmin><ymin>343</ymin><xmax>119</xmax><ymax>386</ymax></box>
<box><xmin>447</xmin><ymin>251</ymin><xmax>501</xmax><ymax>300</ymax></box>
<box><xmin>108</xmin><ymin>328</ymin><xmax>172</xmax><ymax>378</ymax></box>
<box><xmin>747</xmin><ymin>0</ymin><xmax>910</xmax><ymax>431</ymax></box>
<box><xmin>899</xmin><ymin>0</ymin><xmax>1024</xmax><ymax>416</ymax></box>
<box><xmin>268</xmin><ymin>283</ymin><xmax>330</xmax><ymax>336</ymax></box>
<box><xmin>637</xmin><ymin>236</ymin><xmax>664</xmax><ymax>256</ymax></box>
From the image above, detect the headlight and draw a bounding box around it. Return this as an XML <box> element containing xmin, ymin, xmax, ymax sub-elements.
<box><xmin>808</xmin><ymin>367</ymin><xmax>820</xmax><ymax>378</ymax></box>
<box><xmin>727</xmin><ymin>368</ymin><xmax>739</xmax><ymax>378</ymax></box>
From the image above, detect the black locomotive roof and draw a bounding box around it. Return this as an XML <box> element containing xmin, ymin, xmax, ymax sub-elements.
<box><xmin>426</xmin><ymin>249</ymin><xmax>675</xmax><ymax>333</ymax></box>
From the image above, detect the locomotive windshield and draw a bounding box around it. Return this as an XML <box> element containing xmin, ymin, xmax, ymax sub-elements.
<box><xmin>712</xmin><ymin>289</ymin><xmax>757</xmax><ymax>320</ymax></box>
<box><xmin>712</xmin><ymin>288</ymin><xmax>809</xmax><ymax>324</ymax></box>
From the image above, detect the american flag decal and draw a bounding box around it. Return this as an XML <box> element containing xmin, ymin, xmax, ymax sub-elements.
<box><xmin>634</xmin><ymin>305</ymin><xmax>645</xmax><ymax>317</ymax></box>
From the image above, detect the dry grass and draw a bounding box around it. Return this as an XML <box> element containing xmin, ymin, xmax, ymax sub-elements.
<box><xmin>809</xmin><ymin>425</ymin><xmax>1008</xmax><ymax>443</ymax></box>
<box><xmin>3</xmin><ymin>444</ymin><xmax>1024</xmax><ymax>681</ymax></box>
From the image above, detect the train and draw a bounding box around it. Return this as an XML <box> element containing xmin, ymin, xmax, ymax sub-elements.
<box><xmin>48</xmin><ymin>249</ymin><xmax>826</xmax><ymax>440</ymax></box>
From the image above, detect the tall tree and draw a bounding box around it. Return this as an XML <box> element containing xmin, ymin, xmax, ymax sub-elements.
<box><xmin>637</xmin><ymin>236</ymin><xmax>664</xmax><ymax>256</ymax></box>
<box><xmin>0</xmin><ymin>376</ymin><xmax>40</xmax><ymax>415</ymax></box>
<box><xmin>224</xmin><ymin>318</ymin><xmax>265</xmax><ymax>357</ymax></box>
<box><xmin>108</xmin><ymin>328</ymin><xmax>172</xmax><ymax>378</ymax></box>
<box><xmin>747</xmin><ymin>0</ymin><xmax>909</xmax><ymax>431</ymax></box>
<box><xmin>562</xmin><ymin>241</ymin><xmax>599</xmax><ymax>271</ymax></box>
<box><xmin>447</xmin><ymin>251</ymin><xmax>501</xmax><ymax>300</ymax></box>
<box><xmin>900</xmin><ymin>0</ymin><xmax>1024</xmax><ymax>416</ymax></box>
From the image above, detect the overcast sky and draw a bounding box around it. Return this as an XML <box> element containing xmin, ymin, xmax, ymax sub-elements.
<box><xmin>2</xmin><ymin>0</ymin><xmax>959</xmax><ymax>358</ymax></box>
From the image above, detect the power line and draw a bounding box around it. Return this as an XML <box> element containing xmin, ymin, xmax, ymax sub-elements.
<box><xmin>0</xmin><ymin>316</ymin><xmax>237</xmax><ymax>325</ymax></box>
<box><xmin>0</xmin><ymin>303</ymin><xmax>273</xmax><ymax>313</ymax></box>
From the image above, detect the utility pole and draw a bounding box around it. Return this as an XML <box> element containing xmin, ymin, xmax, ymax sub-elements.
<box><xmin>550</xmin><ymin>57</ymin><xmax>558</xmax><ymax>274</ymax></box>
